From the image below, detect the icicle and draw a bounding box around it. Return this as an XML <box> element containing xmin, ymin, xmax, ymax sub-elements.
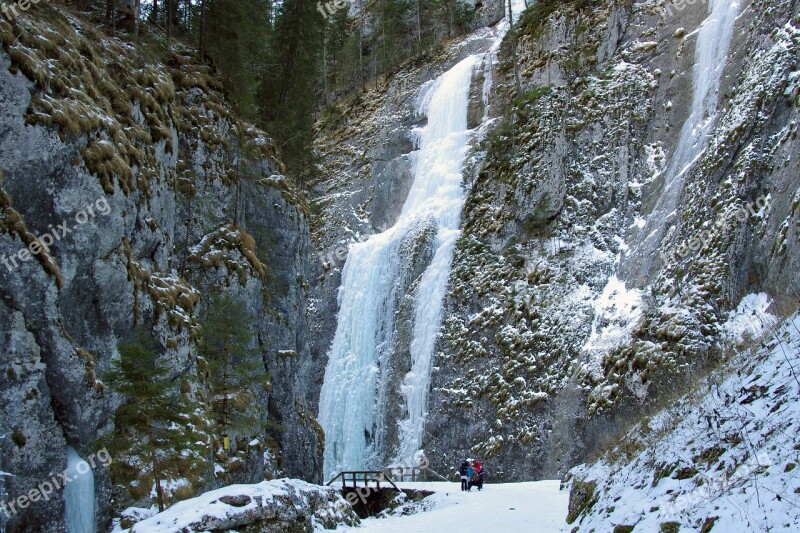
<box><xmin>637</xmin><ymin>0</ymin><xmax>740</xmax><ymax>259</ymax></box>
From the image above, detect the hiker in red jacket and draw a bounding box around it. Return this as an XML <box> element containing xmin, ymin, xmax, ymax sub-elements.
<box><xmin>475</xmin><ymin>460</ymin><xmax>485</xmax><ymax>491</ymax></box>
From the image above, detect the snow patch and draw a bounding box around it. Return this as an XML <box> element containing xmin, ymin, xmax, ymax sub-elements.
<box><xmin>583</xmin><ymin>275</ymin><xmax>645</xmax><ymax>358</ymax></box>
<box><xmin>722</xmin><ymin>292</ymin><xmax>778</xmax><ymax>345</ymax></box>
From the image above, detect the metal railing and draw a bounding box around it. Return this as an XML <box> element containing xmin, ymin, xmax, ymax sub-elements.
<box><xmin>326</xmin><ymin>471</ymin><xmax>400</xmax><ymax>491</ymax></box>
<box><xmin>384</xmin><ymin>465</ymin><xmax>449</xmax><ymax>482</ymax></box>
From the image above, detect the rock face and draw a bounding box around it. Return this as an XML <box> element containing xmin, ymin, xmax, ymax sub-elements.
<box><xmin>311</xmin><ymin>0</ymin><xmax>800</xmax><ymax>485</ymax></box>
<box><xmin>0</xmin><ymin>9</ymin><xmax>321</xmax><ymax>532</ymax></box>
<box><xmin>425</xmin><ymin>0</ymin><xmax>800</xmax><ymax>480</ymax></box>
<box><xmin>126</xmin><ymin>479</ymin><xmax>359</xmax><ymax>532</ymax></box>
<box><xmin>470</xmin><ymin>0</ymin><xmax>506</xmax><ymax>30</ymax></box>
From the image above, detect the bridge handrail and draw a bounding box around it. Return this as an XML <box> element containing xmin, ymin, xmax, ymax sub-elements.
<box><xmin>326</xmin><ymin>470</ymin><xmax>400</xmax><ymax>491</ymax></box>
<box><xmin>383</xmin><ymin>465</ymin><xmax>450</xmax><ymax>482</ymax></box>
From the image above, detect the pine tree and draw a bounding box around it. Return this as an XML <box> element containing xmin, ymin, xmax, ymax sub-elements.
<box><xmin>257</xmin><ymin>0</ymin><xmax>324</xmax><ymax>178</ymax></box>
<box><xmin>200</xmin><ymin>294</ymin><xmax>270</xmax><ymax>445</ymax></box>
<box><xmin>104</xmin><ymin>331</ymin><xmax>206</xmax><ymax>511</ymax></box>
<box><xmin>323</xmin><ymin>7</ymin><xmax>360</xmax><ymax>97</ymax></box>
<box><xmin>205</xmin><ymin>0</ymin><xmax>271</xmax><ymax>120</ymax></box>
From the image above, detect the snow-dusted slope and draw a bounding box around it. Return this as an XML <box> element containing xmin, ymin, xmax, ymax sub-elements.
<box><xmin>565</xmin><ymin>312</ymin><xmax>800</xmax><ymax>531</ymax></box>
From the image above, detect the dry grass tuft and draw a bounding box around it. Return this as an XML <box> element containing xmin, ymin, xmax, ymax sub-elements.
<box><xmin>0</xmin><ymin>173</ymin><xmax>64</xmax><ymax>288</ymax></box>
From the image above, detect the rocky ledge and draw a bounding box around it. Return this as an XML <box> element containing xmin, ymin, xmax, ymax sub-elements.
<box><xmin>123</xmin><ymin>479</ymin><xmax>359</xmax><ymax>533</ymax></box>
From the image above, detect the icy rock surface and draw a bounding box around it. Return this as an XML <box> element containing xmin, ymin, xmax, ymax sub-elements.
<box><xmin>65</xmin><ymin>446</ymin><xmax>96</xmax><ymax>533</ymax></box>
<box><xmin>121</xmin><ymin>479</ymin><xmax>359</xmax><ymax>533</ymax></box>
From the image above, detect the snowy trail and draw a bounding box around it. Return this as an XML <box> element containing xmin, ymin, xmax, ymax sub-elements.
<box><xmin>339</xmin><ymin>481</ymin><xmax>568</xmax><ymax>533</ymax></box>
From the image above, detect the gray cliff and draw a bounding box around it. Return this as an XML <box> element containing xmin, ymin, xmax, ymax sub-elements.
<box><xmin>0</xmin><ymin>10</ymin><xmax>321</xmax><ymax>532</ymax></box>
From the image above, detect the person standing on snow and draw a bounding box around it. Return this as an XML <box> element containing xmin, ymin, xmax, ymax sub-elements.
<box><xmin>459</xmin><ymin>460</ymin><xmax>470</xmax><ymax>491</ymax></box>
<box><xmin>476</xmin><ymin>460</ymin><xmax>485</xmax><ymax>491</ymax></box>
<box><xmin>466</xmin><ymin>460</ymin><xmax>476</xmax><ymax>491</ymax></box>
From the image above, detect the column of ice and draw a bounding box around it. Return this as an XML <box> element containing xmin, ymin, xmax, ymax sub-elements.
<box><xmin>639</xmin><ymin>0</ymin><xmax>740</xmax><ymax>255</ymax></box>
<box><xmin>64</xmin><ymin>446</ymin><xmax>95</xmax><ymax>533</ymax></box>
<box><xmin>318</xmin><ymin>55</ymin><xmax>480</xmax><ymax>481</ymax></box>
<box><xmin>393</xmin><ymin>55</ymin><xmax>480</xmax><ymax>464</ymax></box>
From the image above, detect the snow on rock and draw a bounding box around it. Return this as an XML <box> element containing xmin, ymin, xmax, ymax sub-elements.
<box><xmin>583</xmin><ymin>275</ymin><xmax>645</xmax><ymax>359</ymax></box>
<box><xmin>722</xmin><ymin>292</ymin><xmax>779</xmax><ymax>345</ymax></box>
<box><xmin>564</xmin><ymin>313</ymin><xmax>800</xmax><ymax>532</ymax></box>
<box><xmin>111</xmin><ymin>507</ymin><xmax>158</xmax><ymax>532</ymax></box>
<box><xmin>123</xmin><ymin>479</ymin><xmax>359</xmax><ymax>532</ymax></box>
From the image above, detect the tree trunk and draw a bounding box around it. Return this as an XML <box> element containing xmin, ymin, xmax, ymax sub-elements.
<box><xmin>198</xmin><ymin>0</ymin><xmax>206</xmax><ymax>59</ymax></box>
<box><xmin>358</xmin><ymin>0</ymin><xmax>364</xmax><ymax>89</ymax></box>
<box><xmin>134</xmin><ymin>0</ymin><xmax>141</xmax><ymax>40</ymax></box>
<box><xmin>448</xmin><ymin>0</ymin><xmax>454</xmax><ymax>38</ymax></box>
<box><xmin>416</xmin><ymin>0</ymin><xmax>421</xmax><ymax>46</ymax></box>
<box><xmin>222</xmin><ymin>346</ymin><xmax>229</xmax><ymax>435</ymax></box>
<box><xmin>151</xmin><ymin>430</ymin><xmax>165</xmax><ymax>512</ymax></box>
<box><xmin>322</xmin><ymin>38</ymin><xmax>328</xmax><ymax>107</ymax></box>
<box><xmin>149</xmin><ymin>0</ymin><xmax>158</xmax><ymax>23</ymax></box>
<box><xmin>168</xmin><ymin>0</ymin><xmax>178</xmax><ymax>28</ymax></box>
<box><xmin>166</xmin><ymin>0</ymin><xmax>172</xmax><ymax>53</ymax></box>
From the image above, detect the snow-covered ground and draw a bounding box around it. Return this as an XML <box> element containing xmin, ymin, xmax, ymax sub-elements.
<box><xmin>338</xmin><ymin>480</ymin><xmax>568</xmax><ymax>532</ymax></box>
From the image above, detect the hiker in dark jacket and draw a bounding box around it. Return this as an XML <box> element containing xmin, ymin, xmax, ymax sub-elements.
<box><xmin>459</xmin><ymin>460</ymin><xmax>469</xmax><ymax>491</ymax></box>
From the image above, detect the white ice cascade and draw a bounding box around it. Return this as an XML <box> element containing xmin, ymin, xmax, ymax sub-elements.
<box><xmin>64</xmin><ymin>446</ymin><xmax>95</xmax><ymax>533</ymax></box>
<box><xmin>317</xmin><ymin>56</ymin><xmax>478</xmax><ymax>481</ymax></box>
<box><xmin>636</xmin><ymin>0</ymin><xmax>740</xmax><ymax>268</ymax></box>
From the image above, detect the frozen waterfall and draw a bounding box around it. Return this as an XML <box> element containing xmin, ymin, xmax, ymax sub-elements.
<box><xmin>635</xmin><ymin>0</ymin><xmax>740</xmax><ymax>274</ymax></box>
<box><xmin>64</xmin><ymin>446</ymin><xmax>95</xmax><ymax>533</ymax></box>
<box><xmin>317</xmin><ymin>55</ymin><xmax>479</xmax><ymax>481</ymax></box>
